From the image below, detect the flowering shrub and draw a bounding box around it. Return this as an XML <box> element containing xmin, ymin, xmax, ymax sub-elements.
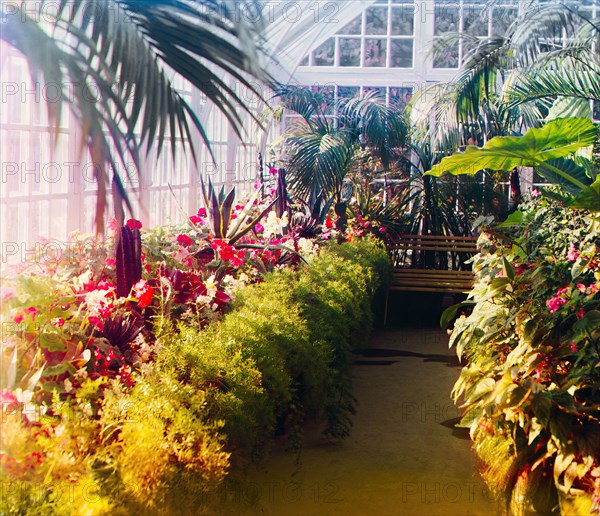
<box><xmin>0</xmin><ymin>184</ymin><xmax>390</xmax><ymax>514</ymax></box>
<box><xmin>447</xmin><ymin>197</ymin><xmax>600</xmax><ymax>514</ymax></box>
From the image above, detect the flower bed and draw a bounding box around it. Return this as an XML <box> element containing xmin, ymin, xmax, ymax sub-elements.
<box><xmin>448</xmin><ymin>197</ymin><xmax>600</xmax><ymax>514</ymax></box>
<box><xmin>0</xmin><ymin>202</ymin><xmax>390</xmax><ymax>513</ymax></box>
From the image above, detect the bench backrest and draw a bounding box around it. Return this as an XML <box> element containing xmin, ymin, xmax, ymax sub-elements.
<box><xmin>387</xmin><ymin>234</ymin><xmax>478</xmax><ymax>270</ymax></box>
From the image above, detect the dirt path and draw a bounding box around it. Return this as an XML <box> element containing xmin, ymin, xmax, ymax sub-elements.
<box><xmin>219</xmin><ymin>328</ymin><xmax>501</xmax><ymax>515</ymax></box>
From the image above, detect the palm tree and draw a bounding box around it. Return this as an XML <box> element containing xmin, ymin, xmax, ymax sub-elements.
<box><xmin>413</xmin><ymin>1</ymin><xmax>584</xmax><ymax>151</ymax></box>
<box><xmin>409</xmin><ymin>0</ymin><xmax>596</xmax><ymax>221</ymax></box>
<box><xmin>275</xmin><ymin>87</ymin><xmax>408</xmax><ymax>203</ymax></box>
<box><xmin>1</xmin><ymin>0</ymin><xmax>272</xmax><ymax>231</ymax></box>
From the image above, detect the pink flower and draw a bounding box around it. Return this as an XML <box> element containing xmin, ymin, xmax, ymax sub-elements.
<box><xmin>531</xmin><ymin>189</ymin><xmax>541</xmax><ymax>198</ymax></box>
<box><xmin>177</xmin><ymin>234</ymin><xmax>193</xmax><ymax>247</ymax></box>
<box><xmin>105</xmin><ymin>257</ymin><xmax>116</xmax><ymax>267</ymax></box>
<box><xmin>253</xmin><ymin>182</ymin><xmax>259</xmax><ymax>190</ymax></box>
<box><xmin>108</xmin><ymin>218</ymin><xmax>120</xmax><ymax>233</ymax></box>
<box><xmin>12</xmin><ymin>313</ymin><xmax>24</xmax><ymax>324</ymax></box>
<box><xmin>133</xmin><ymin>279</ymin><xmax>154</xmax><ymax>308</ymax></box>
<box><xmin>51</xmin><ymin>317</ymin><xmax>65</xmax><ymax>327</ymax></box>
<box><xmin>197</xmin><ymin>208</ymin><xmax>207</xmax><ymax>218</ymax></box>
<box><xmin>379</xmin><ymin>226</ymin><xmax>387</xmax><ymax>234</ymax></box>
<box><xmin>254</xmin><ymin>223</ymin><xmax>264</xmax><ymax>233</ymax></box>
<box><xmin>1</xmin><ymin>390</ymin><xmax>19</xmax><ymax>410</ymax></box>
<box><xmin>567</xmin><ymin>243</ymin><xmax>579</xmax><ymax>262</ymax></box>
<box><xmin>576</xmin><ymin>308</ymin><xmax>585</xmax><ymax>320</ymax></box>
<box><xmin>24</xmin><ymin>307</ymin><xmax>38</xmax><ymax>321</ymax></box>
<box><xmin>126</xmin><ymin>219</ymin><xmax>142</xmax><ymax>230</ymax></box>
<box><xmin>570</xmin><ymin>341</ymin><xmax>578</xmax><ymax>352</ymax></box>
<box><xmin>189</xmin><ymin>215</ymin><xmax>203</xmax><ymax>225</ymax></box>
<box><xmin>269</xmin><ymin>167</ymin><xmax>278</xmax><ymax>175</ymax></box>
<box><xmin>577</xmin><ymin>283</ymin><xmax>587</xmax><ymax>293</ymax></box>
<box><xmin>546</xmin><ymin>295</ymin><xmax>567</xmax><ymax>313</ymax></box>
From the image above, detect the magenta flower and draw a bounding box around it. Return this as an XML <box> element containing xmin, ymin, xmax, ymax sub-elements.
<box><xmin>269</xmin><ymin>167</ymin><xmax>278</xmax><ymax>175</ymax></box>
<box><xmin>177</xmin><ymin>234</ymin><xmax>193</xmax><ymax>247</ymax></box>
<box><xmin>567</xmin><ymin>243</ymin><xmax>579</xmax><ymax>262</ymax></box>
<box><xmin>546</xmin><ymin>295</ymin><xmax>567</xmax><ymax>313</ymax></box>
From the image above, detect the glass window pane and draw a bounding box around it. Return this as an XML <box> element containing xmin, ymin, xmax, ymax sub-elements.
<box><xmin>491</xmin><ymin>7</ymin><xmax>517</xmax><ymax>36</ymax></box>
<box><xmin>463</xmin><ymin>6</ymin><xmax>488</xmax><ymax>37</ymax></box>
<box><xmin>434</xmin><ymin>5</ymin><xmax>459</xmax><ymax>35</ymax></box>
<box><xmin>339</xmin><ymin>38</ymin><xmax>361</xmax><ymax>66</ymax></box>
<box><xmin>299</xmin><ymin>55</ymin><xmax>308</xmax><ymax>66</ymax></box>
<box><xmin>363</xmin><ymin>86</ymin><xmax>386</xmax><ymax>99</ymax></box>
<box><xmin>389</xmin><ymin>86</ymin><xmax>413</xmax><ymax>106</ymax></box>
<box><xmin>433</xmin><ymin>40</ymin><xmax>459</xmax><ymax>68</ymax></box>
<box><xmin>366</xmin><ymin>7</ymin><xmax>388</xmax><ymax>35</ymax></box>
<box><xmin>337</xmin><ymin>86</ymin><xmax>360</xmax><ymax>100</ymax></box>
<box><xmin>364</xmin><ymin>39</ymin><xmax>387</xmax><ymax>67</ymax></box>
<box><xmin>390</xmin><ymin>40</ymin><xmax>413</xmax><ymax>67</ymax></box>
<box><xmin>391</xmin><ymin>6</ymin><xmax>414</xmax><ymax>35</ymax></box>
<box><xmin>339</xmin><ymin>15</ymin><xmax>361</xmax><ymax>35</ymax></box>
<box><xmin>313</xmin><ymin>38</ymin><xmax>334</xmax><ymax>66</ymax></box>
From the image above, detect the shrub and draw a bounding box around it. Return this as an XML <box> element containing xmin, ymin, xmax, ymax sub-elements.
<box><xmin>448</xmin><ymin>197</ymin><xmax>600</xmax><ymax>514</ymax></box>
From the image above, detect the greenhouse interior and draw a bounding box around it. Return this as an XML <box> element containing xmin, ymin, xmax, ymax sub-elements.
<box><xmin>1</xmin><ymin>0</ymin><xmax>600</xmax><ymax>514</ymax></box>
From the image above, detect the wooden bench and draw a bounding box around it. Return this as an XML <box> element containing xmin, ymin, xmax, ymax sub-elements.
<box><xmin>384</xmin><ymin>234</ymin><xmax>478</xmax><ymax>326</ymax></box>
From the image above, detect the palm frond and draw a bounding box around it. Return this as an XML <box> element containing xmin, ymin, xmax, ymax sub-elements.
<box><xmin>1</xmin><ymin>0</ymin><xmax>271</xmax><ymax>231</ymax></box>
<box><xmin>286</xmin><ymin>128</ymin><xmax>355</xmax><ymax>200</ymax></box>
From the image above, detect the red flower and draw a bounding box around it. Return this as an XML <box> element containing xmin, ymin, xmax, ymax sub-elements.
<box><xmin>105</xmin><ymin>257</ymin><xmax>116</xmax><ymax>267</ymax></box>
<box><xmin>325</xmin><ymin>217</ymin><xmax>334</xmax><ymax>229</ymax></box>
<box><xmin>133</xmin><ymin>279</ymin><xmax>154</xmax><ymax>308</ymax></box>
<box><xmin>230</xmin><ymin>250</ymin><xmax>245</xmax><ymax>267</ymax></box>
<box><xmin>177</xmin><ymin>234</ymin><xmax>193</xmax><ymax>247</ymax></box>
<box><xmin>126</xmin><ymin>219</ymin><xmax>142</xmax><ymax>230</ymax></box>
<box><xmin>197</xmin><ymin>207</ymin><xmax>207</xmax><ymax>218</ymax></box>
<box><xmin>189</xmin><ymin>215</ymin><xmax>203</xmax><ymax>225</ymax></box>
<box><xmin>219</xmin><ymin>245</ymin><xmax>235</xmax><ymax>261</ymax></box>
<box><xmin>88</xmin><ymin>316</ymin><xmax>104</xmax><ymax>331</ymax></box>
<box><xmin>12</xmin><ymin>313</ymin><xmax>24</xmax><ymax>324</ymax></box>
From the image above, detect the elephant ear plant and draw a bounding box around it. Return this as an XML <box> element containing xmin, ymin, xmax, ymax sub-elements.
<box><xmin>426</xmin><ymin>117</ymin><xmax>599</xmax><ymax>210</ymax></box>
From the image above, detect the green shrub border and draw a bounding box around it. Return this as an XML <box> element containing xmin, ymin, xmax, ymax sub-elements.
<box><xmin>102</xmin><ymin>238</ymin><xmax>391</xmax><ymax>511</ymax></box>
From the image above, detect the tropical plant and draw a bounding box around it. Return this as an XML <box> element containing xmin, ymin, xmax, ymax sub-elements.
<box><xmin>199</xmin><ymin>177</ymin><xmax>276</xmax><ymax>245</ymax></box>
<box><xmin>0</xmin><ymin>0</ymin><xmax>271</xmax><ymax>229</ymax></box>
<box><xmin>445</xmin><ymin>197</ymin><xmax>600</xmax><ymax>514</ymax></box>
<box><xmin>426</xmin><ymin>117</ymin><xmax>600</xmax><ymax>210</ymax></box>
<box><xmin>275</xmin><ymin>87</ymin><xmax>408</xmax><ymax>203</ymax></box>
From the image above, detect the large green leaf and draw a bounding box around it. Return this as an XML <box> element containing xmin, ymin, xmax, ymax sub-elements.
<box><xmin>426</xmin><ymin>118</ymin><xmax>597</xmax><ymax>178</ymax></box>
<box><xmin>537</xmin><ymin>158</ymin><xmax>592</xmax><ymax>196</ymax></box>
<box><xmin>571</xmin><ymin>180</ymin><xmax>600</xmax><ymax>211</ymax></box>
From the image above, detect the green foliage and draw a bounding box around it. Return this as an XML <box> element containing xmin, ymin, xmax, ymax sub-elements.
<box><xmin>426</xmin><ymin>118</ymin><xmax>596</xmax><ymax>184</ymax></box>
<box><xmin>199</xmin><ymin>177</ymin><xmax>275</xmax><ymax>244</ymax></box>
<box><xmin>448</xmin><ymin>197</ymin><xmax>600</xmax><ymax>512</ymax></box>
